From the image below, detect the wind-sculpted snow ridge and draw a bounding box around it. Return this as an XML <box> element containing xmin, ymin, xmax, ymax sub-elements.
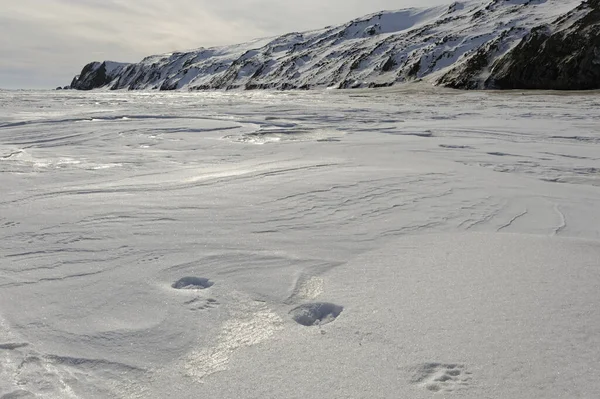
<box><xmin>69</xmin><ymin>0</ymin><xmax>596</xmax><ymax>91</ymax></box>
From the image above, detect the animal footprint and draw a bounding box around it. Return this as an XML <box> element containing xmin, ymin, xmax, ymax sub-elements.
<box><xmin>139</xmin><ymin>254</ymin><xmax>162</xmax><ymax>264</ymax></box>
<box><xmin>411</xmin><ymin>363</ymin><xmax>471</xmax><ymax>393</ymax></box>
<box><xmin>172</xmin><ymin>277</ymin><xmax>214</xmax><ymax>290</ymax></box>
<box><xmin>289</xmin><ymin>302</ymin><xmax>343</xmax><ymax>326</ymax></box>
<box><xmin>185</xmin><ymin>297</ymin><xmax>219</xmax><ymax>311</ymax></box>
<box><xmin>1</xmin><ymin>221</ymin><xmax>19</xmax><ymax>228</ymax></box>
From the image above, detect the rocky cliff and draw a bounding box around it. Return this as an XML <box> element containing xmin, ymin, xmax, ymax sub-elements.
<box><xmin>485</xmin><ymin>0</ymin><xmax>600</xmax><ymax>90</ymax></box>
<box><xmin>70</xmin><ymin>61</ymin><xmax>129</xmax><ymax>91</ymax></box>
<box><xmin>69</xmin><ymin>0</ymin><xmax>598</xmax><ymax>91</ymax></box>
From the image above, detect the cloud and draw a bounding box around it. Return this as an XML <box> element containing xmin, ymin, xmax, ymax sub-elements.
<box><xmin>0</xmin><ymin>0</ymin><xmax>449</xmax><ymax>89</ymax></box>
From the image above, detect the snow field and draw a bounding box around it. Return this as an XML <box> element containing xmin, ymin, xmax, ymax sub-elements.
<box><xmin>0</xmin><ymin>87</ymin><xmax>599</xmax><ymax>398</ymax></box>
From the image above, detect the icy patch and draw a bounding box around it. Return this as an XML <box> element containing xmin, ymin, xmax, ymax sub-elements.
<box><xmin>89</xmin><ymin>163</ymin><xmax>122</xmax><ymax>170</ymax></box>
<box><xmin>185</xmin><ymin>299</ymin><xmax>283</xmax><ymax>380</ymax></box>
<box><xmin>56</xmin><ymin>158</ymin><xmax>81</xmax><ymax>166</ymax></box>
<box><xmin>223</xmin><ymin>128</ymin><xmax>345</xmax><ymax>144</ymax></box>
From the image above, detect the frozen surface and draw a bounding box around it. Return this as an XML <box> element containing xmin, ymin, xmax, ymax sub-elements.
<box><xmin>0</xmin><ymin>86</ymin><xmax>599</xmax><ymax>398</ymax></box>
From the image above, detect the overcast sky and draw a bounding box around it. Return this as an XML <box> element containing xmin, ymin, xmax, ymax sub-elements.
<box><xmin>0</xmin><ymin>0</ymin><xmax>450</xmax><ymax>89</ymax></box>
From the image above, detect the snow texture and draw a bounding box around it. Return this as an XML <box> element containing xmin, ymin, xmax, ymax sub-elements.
<box><xmin>0</xmin><ymin>86</ymin><xmax>600</xmax><ymax>398</ymax></box>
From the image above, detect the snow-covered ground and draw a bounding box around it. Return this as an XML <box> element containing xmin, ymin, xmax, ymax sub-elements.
<box><xmin>0</xmin><ymin>87</ymin><xmax>599</xmax><ymax>398</ymax></box>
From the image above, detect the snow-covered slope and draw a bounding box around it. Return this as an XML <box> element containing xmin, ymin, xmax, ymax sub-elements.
<box><xmin>69</xmin><ymin>0</ymin><xmax>598</xmax><ymax>91</ymax></box>
<box><xmin>482</xmin><ymin>0</ymin><xmax>600</xmax><ymax>89</ymax></box>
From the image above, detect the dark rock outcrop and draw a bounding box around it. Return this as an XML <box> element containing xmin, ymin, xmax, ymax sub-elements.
<box><xmin>484</xmin><ymin>0</ymin><xmax>600</xmax><ymax>90</ymax></box>
<box><xmin>70</xmin><ymin>61</ymin><xmax>130</xmax><ymax>90</ymax></box>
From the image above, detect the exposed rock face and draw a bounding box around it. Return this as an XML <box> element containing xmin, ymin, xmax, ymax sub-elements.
<box><xmin>68</xmin><ymin>0</ymin><xmax>597</xmax><ymax>91</ymax></box>
<box><xmin>484</xmin><ymin>0</ymin><xmax>600</xmax><ymax>90</ymax></box>
<box><xmin>70</xmin><ymin>61</ymin><xmax>130</xmax><ymax>90</ymax></box>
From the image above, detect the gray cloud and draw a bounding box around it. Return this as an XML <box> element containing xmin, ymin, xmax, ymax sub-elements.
<box><xmin>0</xmin><ymin>0</ymin><xmax>449</xmax><ymax>89</ymax></box>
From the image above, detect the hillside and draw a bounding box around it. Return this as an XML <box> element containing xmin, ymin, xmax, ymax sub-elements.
<box><xmin>69</xmin><ymin>0</ymin><xmax>600</xmax><ymax>91</ymax></box>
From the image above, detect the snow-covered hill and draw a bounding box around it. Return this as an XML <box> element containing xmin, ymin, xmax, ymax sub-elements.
<box><xmin>69</xmin><ymin>0</ymin><xmax>598</xmax><ymax>91</ymax></box>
